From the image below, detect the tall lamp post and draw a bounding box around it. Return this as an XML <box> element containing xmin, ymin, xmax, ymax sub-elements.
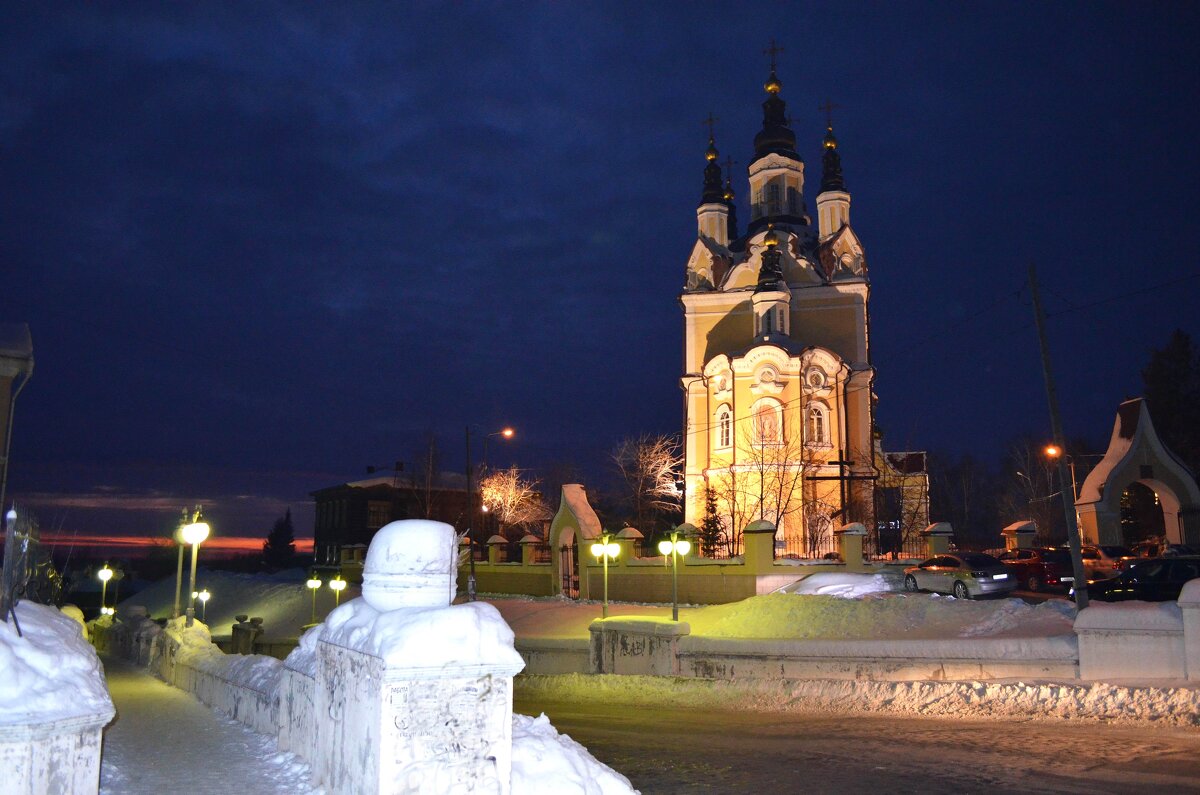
<box><xmin>657</xmin><ymin>530</ymin><xmax>691</xmax><ymax>622</ymax></box>
<box><xmin>1044</xmin><ymin>445</ymin><xmax>1079</xmax><ymax>502</ymax></box>
<box><xmin>97</xmin><ymin>564</ymin><xmax>113</xmax><ymax>614</ymax></box>
<box><xmin>180</xmin><ymin>511</ymin><xmax>210</xmax><ymax>627</ymax></box>
<box><xmin>465</xmin><ymin>425</ymin><xmax>515</xmax><ymax>601</ymax></box>
<box><xmin>197</xmin><ymin>589</ymin><xmax>210</xmax><ymax>622</ymax></box>
<box><xmin>329</xmin><ymin>575</ymin><xmax>347</xmax><ymax>607</ymax></box>
<box><xmin>306</xmin><ymin>576</ymin><xmax>322</xmax><ymax>624</ymax></box>
<box><xmin>589</xmin><ymin>534</ymin><xmax>620</xmax><ymax>618</ymax></box>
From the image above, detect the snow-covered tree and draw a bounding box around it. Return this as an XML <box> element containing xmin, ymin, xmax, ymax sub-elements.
<box><xmin>478</xmin><ymin>466</ymin><xmax>547</xmax><ymax>535</ymax></box>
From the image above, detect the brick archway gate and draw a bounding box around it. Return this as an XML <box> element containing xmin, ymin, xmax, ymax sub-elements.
<box><xmin>1076</xmin><ymin>399</ymin><xmax>1200</xmax><ymax>546</ymax></box>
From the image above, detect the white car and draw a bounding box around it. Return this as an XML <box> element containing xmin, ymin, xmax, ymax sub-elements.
<box><xmin>1080</xmin><ymin>545</ymin><xmax>1134</xmax><ymax>580</ymax></box>
<box><xmin>903</xmin><ymin>553</ymin><xmax>1018</xmax><ymax>599</ymax></box>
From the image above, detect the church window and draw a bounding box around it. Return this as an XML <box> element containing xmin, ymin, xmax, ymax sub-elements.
<box><xmin>807</xmin><ymin>403</ymin><xmax>829</xmax><ymax>446</ymax></box>
<box><xmin>752</xmin><ymin>399</ymin><xmax>783</xmax><ymax>445</ymax></box>
<box><xmin>787</xmin><ymin>186</ymin><xmax>799</xmax><ymax>215</ymax></box>
<box><xmin>760</xmin><ymin>309</ymin><xmax>773</xmax><ymax>335</ymax></box>
<box><xmin>766</xmin><ymin>183</ymin><xmax>781</xmax><ymax>215</ymax></box>
<box><xmin>716</xmin><ymin>405</ymin><xmax>732</xmax><ymax>449</ymax></box>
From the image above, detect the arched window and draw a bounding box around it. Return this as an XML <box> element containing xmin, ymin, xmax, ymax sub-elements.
<box><xmin>766</xmin><ymin>182</ymin><xmax>781</xmax><ymax>216</ymax></box>
<box><xmin>807</xmin><ymin>403</ymin><xmax>829</xmax><ymax>446</ymax></box>
<box><xmin>752</xmin><ymin>399</ymin><xmax>783</xmax><ymax>445</ymax></box>
<box><xmin>715</xmin><ymin>405</ymin><xmax>732</xmax><ymax>449</ymax></box>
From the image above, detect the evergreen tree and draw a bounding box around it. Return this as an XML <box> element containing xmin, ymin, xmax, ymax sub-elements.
<box><xmin>263</xmin><ymin>509</ymin><xmax>296</xmax><ymax>570</ymax></box>
<box><xmin>698</xmin><ymin>486</ymin><xmax>725</xmax><ymax>557</ymax></box>
<box><xmin>1142</xmin><ymin>329</ymin><xmax>1200</xmax><ymax>473</ymax></box>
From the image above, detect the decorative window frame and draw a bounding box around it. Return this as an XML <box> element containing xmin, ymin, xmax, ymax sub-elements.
<box><xmin>715</xmin><ymin>404</ymin><xmax>733</xmax><ymax>450</ymax></box>
<box><xmin>749</xmin><ymin>397</ymin><xmax>785</xmax><ymax>447</ymax></box>
<box><xmin>805</xmin><ymin>402</ymin><xmax>832</xmax><ymax>448</ymax></box>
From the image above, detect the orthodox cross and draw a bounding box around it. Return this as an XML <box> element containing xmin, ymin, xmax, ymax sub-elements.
<box><xmin>819</xmin><ymin>99</ymin><xmax>841</xmax><ymax>129</ymax></box>
<box><xmin>723</xmin><ymin>156</ymin><xmax>737</xmax><ymax>182</ymax></box>
<box><xmin>701</xmin><ymin>112</ymin><xmax>719</xmax><ymax>140</ymax></box>
<box><xmin>763</xmin><ymin>39</ymin><xmax>785</xmax><ymax>70</ymax></box>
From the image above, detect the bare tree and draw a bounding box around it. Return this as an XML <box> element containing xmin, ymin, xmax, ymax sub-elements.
<box><xmin>402</xmin><ymin>432</ymin><xmax>442</xmax><ymax>520</ymax></box>
<box><xmin>478</xmin><ymin>466</ymin><xmax>547</xmax><ymax>536</ymax></box>
<box><xmin>610</xmin><ymin>434</ymin><xmax>683</xmax><ymax>534</ymax></box>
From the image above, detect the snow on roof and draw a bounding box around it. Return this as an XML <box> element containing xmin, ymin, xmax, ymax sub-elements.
<box><xmin>552</xmin><ymin>484</ymin><xmax>602</xmax><ymax>543</ymax></box>
<box><xmin>1078</xmin><ymin>398</ymin><xmax>1198</xmax><ymax>505</ymax></box>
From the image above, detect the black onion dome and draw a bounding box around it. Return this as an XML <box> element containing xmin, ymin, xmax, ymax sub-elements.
<box><xmin>820</xmin><ymin>126</ymin><xmax>845</xmax><ymax>192</ymax></box>
<box><xmin>700</xmin><ymin>136</ymin><xmax>725</xmax><ymax>205</ymax></box>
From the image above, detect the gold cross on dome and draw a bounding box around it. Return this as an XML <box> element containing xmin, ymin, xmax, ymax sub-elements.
<box><xmin>763</xmin><ymin>39</ymin><xmax>785</xmax><ymax>70</ymax></box>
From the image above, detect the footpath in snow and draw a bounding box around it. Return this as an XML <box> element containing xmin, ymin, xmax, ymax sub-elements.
<box><xmin>99</xmin><ymin>656</ymin><xmax>314</xmax><ymax>795</ymax></box>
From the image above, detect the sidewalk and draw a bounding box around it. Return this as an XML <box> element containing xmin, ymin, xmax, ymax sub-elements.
<box><xmin>99</xmin><ymin>656</ymin><xmax>315</xmax><ymax>795</ymax></box>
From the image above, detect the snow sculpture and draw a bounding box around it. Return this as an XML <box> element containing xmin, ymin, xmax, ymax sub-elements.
<box><xmin>314</xmin><ymin>520</ymin><xmax>525</xmax><ymax>795</ymax></box>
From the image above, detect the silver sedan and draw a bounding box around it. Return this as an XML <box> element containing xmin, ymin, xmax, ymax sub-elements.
<box><xmin>903</xmin><ymin>553</ymin><xmax>1018</xmax><ymax>599</ymax></box>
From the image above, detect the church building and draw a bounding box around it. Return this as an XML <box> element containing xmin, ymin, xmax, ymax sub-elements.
<box><xmin>680</xmin><ymin>57</ymin><xmax>928</xmax><ymax>557</ymax></box>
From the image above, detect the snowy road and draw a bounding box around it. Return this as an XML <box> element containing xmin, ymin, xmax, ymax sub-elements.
<box><xmin>517</xmin><ymin>697</ymin><xmax>1200</xmax><ymax>794</ymax></box>
<box><xmin>98</xmin><ymin>657</ymin><xmax>315</xmax><ymax>795</ymax></box>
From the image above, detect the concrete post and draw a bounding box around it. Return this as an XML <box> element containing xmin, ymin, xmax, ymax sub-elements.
<box><xmin>742</xmin><ymin>520</ymin><xmax>777</xmax><ymax>572</ymax></box>
<box><xmin>1002</xmin><ymin>521</ymin><xmax>1037</xmax><ymax>550</ymax></box>
<box><xmin>486</xmin><ymin>534</ymin><xmax>506</xmax><ymax>565</ymax></box>
<box><xmin>835</xmin><ymin>523</ymin><xmax>867</xmax><ymax>571</ymax></box>
<box><xmin>921</xmin><ymin>522</ymin><xmax>954</xmax><ymax>557</ymax></box>
<box><xmin>615</xmin><ymin>527</ymin><xmax>644</xmax><ymax>563</ymax></box>
<box><xmin>518</xmin><ymin>535</ymin><xmax>540</xmax><ymax>566</ymax></box>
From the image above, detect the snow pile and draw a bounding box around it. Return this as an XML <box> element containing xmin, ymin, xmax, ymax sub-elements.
<box><xmin>164</xmin><ymin>617</ymin><xmax>285</xmax><ymax>695</ymax></box>
<box><xmin>319</xmin><ymin>597</ymin><xmax>525</xmax><ymax>670</ymax></box>
<box><xmin>0</xmin><ymin>601</ymin><xmax>115</xmax><ymax>724</ymax></box>
<box><xmin>777</xmin><ymin>571</ymin><xmax>900</xmax><ymax>597</ymax></box>
<box><xmin>518</xmin><ymin>673</ymin><xmax>1200</xmax><ymax>728</ymax></box>
<box><xmin>511</xmin><ymin>713</ymin><xmax>638</xmax><ymax>794</ymax></box>
<box><xmin>283</xmin><ymin>623</ymin><xmax>323</xmax><ymax>677</ymax></box>
<box><xmin>688</xmin><ymin>593</ymin><xmax>1076</xmax><ymax>640</ymax></box>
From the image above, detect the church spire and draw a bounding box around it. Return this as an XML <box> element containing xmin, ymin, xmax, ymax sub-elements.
<box><xmin>699</xmin><ymin>113</ymin><xmax>725</xmax><ymax>206</ymax></box>
<box><xmin>819</xmin><ymin>100</ymin><xmax>846</xmax><ymax>192</ymax></box>
<box><xmin>696</xmin><ymin>114</ymin><xmax>731</xmax><ymax>245</ymax></box>
<box><xmin>752</xmin><ymin>40</ymin><xmax>798</xmax><ymax>161</ymax></box>
<box><xmin>722</xmin><ymin>155</ymin><xmax>739</xmax><ymax>241</ymax></box>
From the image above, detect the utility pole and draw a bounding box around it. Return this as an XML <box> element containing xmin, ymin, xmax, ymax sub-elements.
<box><xmin>1029</xmin><ymin>263</ymin><xmax>1089</xmax><ymax>609</ymax></box>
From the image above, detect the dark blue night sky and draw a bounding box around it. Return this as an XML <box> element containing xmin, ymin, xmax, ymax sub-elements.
<box><xmin>3</xmin><ymin>2</ymin><xmax>1198</xmax><ymax>540</ymax></box>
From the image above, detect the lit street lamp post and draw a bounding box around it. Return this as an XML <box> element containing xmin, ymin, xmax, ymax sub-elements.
<box><xmin>198</xmin><ymin>589</ymin><xmax>210</xmax><ymax>622</ymax></box>
<box><xmin>465</xmin><ymin>424</ymin><xmax>515</xmax><ymax>601</ymax></box>
<box><xmin>97</xmin><ymin>564</ymin><xmax>113</xmax><ymax>614</ymax></box>
<box><xmin>657</xmin><ymin>530</ymin><xmax>691</xmax><ymax>622</ymax></box>
<box><xmin>181</xmin><ymin>512</ymin><xmax>210</xmax><ymax>627</ymax></box>
<box><xmin>589</xmin><ymin>534</ymin><xmax>620</xmax><ymax>618</ymax></box>
<box><xmin>329</xmin><ymin>575</ymin><xmax>347</xmax><ymax>607</ymax></box>
<box><xmin>1044</xmin><ymin>445</ymin><xmax>1079</xmax><ymax>502</ymax></box>
<box><xmin>306</xmin><ymin>577</ymin><xmax>322</xmax><ymax>624</ymax></box>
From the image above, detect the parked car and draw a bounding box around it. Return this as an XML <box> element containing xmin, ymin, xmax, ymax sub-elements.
<box><xmin>903</xmin><ymin>553</ymin><xmax>1018</xmax><ymax>600</ymax></box>
<box><xmin>1080</xmin><ymin>545</ymin><xmax>1134</xmax><ymax>579</ymax></box>
<box><xmin>1129</xmin><ymin>539</ymin><xmax>1199</xmax><ymax>559</ymax></box>
<box><xmin>1082</xmin><ymin>556</ymin><xmax>1200</xmax><ymax>602</ymax></box>
<box><xmin>994</xmin><ymin>547</ymin><xmax>1074</xmax><ymax>592</ymax></box>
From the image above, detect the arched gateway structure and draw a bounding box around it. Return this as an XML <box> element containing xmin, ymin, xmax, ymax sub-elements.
<box><xmin>1076</xmin><ymin>398</ymin><xmax>1200</xmax><ymax>546</ymax></box>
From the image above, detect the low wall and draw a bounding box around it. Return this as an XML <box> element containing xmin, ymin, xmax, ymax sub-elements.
<box><xmin>0</xmin><ymin>713</ymin><xmax>110</xmax><ymax>795</ymax></box>
<box><xmin>587</xmin><ymin>619</ymin><xmax>1078</xmax><ymax>682</ymax></box>
<box><xmin>466</xmin><ymin>564</ymin><xmax>556</xmax><ymax>598</ymax></box>
<box><xmin>514</xmin><ymin>638</ymin><xmax>590</xmax><ymax>675</ymax></box>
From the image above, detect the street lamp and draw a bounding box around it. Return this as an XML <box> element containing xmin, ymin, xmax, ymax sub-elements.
<box><xmin>589</xmin><ymin>534</ymin><xmax>620</xmax><ymax>618</ymax></box>
<box><xmin>1044</xmin><ymin>444</ymin><xmax>1079</xmax><ymax>502</ymax></box>
<box><xmin>180</xmin><ymin>511</ymin><xmax>210</xmax><ymax>627</ymax></box>
<box><xmin>306</xmin><ymin>577</ymin><xmax>322</xmax><ymax>624</ymax></box>
<box><xmin>329</xmin><ymin>575</ymin><xmax>347</xmax><ymax>607</ymax></box>
<box><xmin>657</xmin><ymin>530</ymin><xmax>692</xmax><ymax>622</ymax></box>
<box><xmin>198</xmin><ymin>589</ymin><xmax>210</xmax><ymax>622</ymax></box>
<box><xmin>97</xmin><ymin>565</ymin><xmax>113</xmax><ymax>613</ymax></box>
<box><xmin>465</xmin><ymin>424</ymin><xmax>515</xmax><ymax>602</ymax></box>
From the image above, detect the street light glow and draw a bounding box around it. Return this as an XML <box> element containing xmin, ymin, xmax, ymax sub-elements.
<box><xmin>307</xmin><ymin>578</ymin><xmax>322</xmax><ymax>589</ymax></box>
<box><xmin>198</xmin><ymin>589</ymin><xmax>210</xmax><ymax>603</ymax></box>
<box><xmin>97</xmin><ymin>566</ymin><xmax>113</xmax><ymax>582</ymax></box>
<box><xmin>1045</xmin><ymin>444</ymin><xmax>1062</xmax><ymax>458</ymax></box>
<box><xmin>501</xmin><ymin>427</ymin><xmax>515</xmax><ymax>438</ymax></box>
<box><xmin>181</xmin><ymin>521</ymin><xmax>211</xmax><ymax>545</ymax></box>
<box><xmin>329</xmin><ymin>577</ymin><xmax>347</xmax><ymax>592</ymax></box>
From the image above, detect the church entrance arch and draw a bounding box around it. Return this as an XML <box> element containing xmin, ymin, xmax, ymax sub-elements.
<box><xmin>1076</xmin><ymin>400</ymin><xmax>1200</xmax><ymax>547</ymax></box>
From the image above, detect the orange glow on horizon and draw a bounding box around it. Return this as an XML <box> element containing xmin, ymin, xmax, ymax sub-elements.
<box><xmin>0</xmin><ymin>532</ymin><xmax>314</xmax><ymax>556</ymax></box>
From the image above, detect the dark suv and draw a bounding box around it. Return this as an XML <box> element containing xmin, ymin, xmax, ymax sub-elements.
<box><xmin>994</xmin><ymin>547</ymin><xmax>1074</xmax><ymax>592</ymax></box>
<box><xmin>1085</xmin><ymin>556</ymin><xmax>1200</xmax><ymax>602</ymax></box>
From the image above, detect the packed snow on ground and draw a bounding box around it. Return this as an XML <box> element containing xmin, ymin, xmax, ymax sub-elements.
<box><xmin>116</xmin><ymin>568</ymin><xmax>360</xmax><ymax>639</ymax></box>
<box><xmin>518</xmin><ymin>672</ymin><xmax>1200</xmax><ymax>728</ymax></box>
<box><xmin>0</xmin><ymin>601</ymin><xmax>114</xmax><ymax>724</ymax></box>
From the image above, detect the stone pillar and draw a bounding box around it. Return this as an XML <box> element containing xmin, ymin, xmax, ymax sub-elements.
<box><xmin>486</xmin><ymin>534</ymin><xmax>507</xmax><ymax>564</ymax></box>
<box><xmin>314</xmin><ymin>520</ymin><xmax>526</xmax><ymax>795</ymax></box>
<box><xmin>836</xmin><ymin>522</ymin><xmax>867</xmax><ymax>571</ymax></box>
<box><xmin>742</xmin><ymin>520</ymin><xmax>777</xmax><ymax>572</ymax></box>
<box><xmin>921</xmin><ymin>522</ymin><xmax>953</xmax><ymax>557</ymax></box>
<box><xmin>1001</xmin><ymin>521</ymin><xmax>1037</xmax><ymax>550</ymax></box>
<box><xmin>518</xmin><ymin>534</ymin><xmax>540</xmax><ymax>565</ymax></box>
<box><xmin>615</xmin><ymin>527</ymin><xmax>644</xmax><ymax>563</ymax></box>
<box><xmin>1181</xmin><ymin>579</ymin><xmax>1200</xmax><ymax>681</ymax></box>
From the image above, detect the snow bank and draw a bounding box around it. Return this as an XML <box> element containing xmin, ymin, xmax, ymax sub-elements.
<box><xmin>0</xmin><ymin>601</ymin><xmax>114</xmax><ymax>724</ymax></box>
<box><xmin>688</xmin><ymin>593</ymin><xmax>1076</xmax><ymax>640</ymax></box>
<box><xmin>164</xmin><ymin>617</ymin><xmax>284</xmax><ymax>696</ymax></box>
<box><xmin>320</xmin><ymin>597</ymin><xmax>525</xmax><ymax>670</ymax></box>
<box><xmin>511</xmin><ymin>713</ymin><xmax>638</xmax><ymax>794</ymax></box>
<box><xmin>517</xmin><ymin>673</ymin><xmax>1200</xmax><ymax>728</ymax></box>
